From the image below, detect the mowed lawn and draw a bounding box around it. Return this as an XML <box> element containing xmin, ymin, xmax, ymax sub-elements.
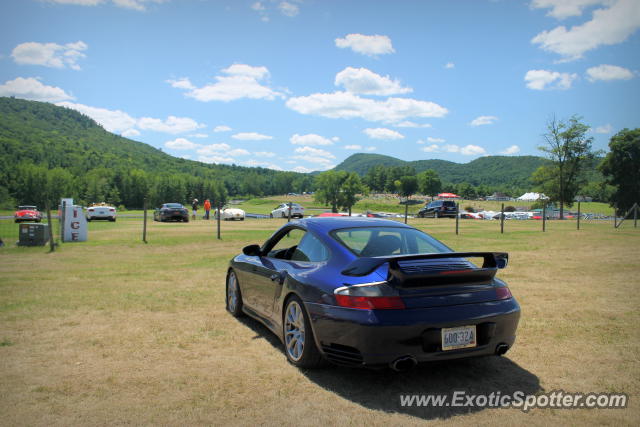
<box><xmin>0</xmin><ymin>216</ymin><xmax>638</xmax><ymax>425</ymax></box>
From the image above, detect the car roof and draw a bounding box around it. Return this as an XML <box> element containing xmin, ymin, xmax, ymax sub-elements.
<box><xmin>294</xmin><ymin>217</ymin><xmax>413</xmax><ymax>234</ymax></box>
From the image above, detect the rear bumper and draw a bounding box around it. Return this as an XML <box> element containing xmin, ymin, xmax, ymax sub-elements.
<box><xmin>306</xmin><ymin>298</ymin><xmax>520</xmax><ymax>366</ymax></box>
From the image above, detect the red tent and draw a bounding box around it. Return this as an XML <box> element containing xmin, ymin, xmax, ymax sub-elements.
<box><xmin>437</xmin><ymin>192</ymin><xmax>460</xmax><ymax>199</ymax></box>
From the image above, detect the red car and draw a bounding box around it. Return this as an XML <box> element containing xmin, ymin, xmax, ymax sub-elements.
<box><xmin>14</xmin><ymin>205</ymin><xmax>42</xmax><ymax>223</ymax></box>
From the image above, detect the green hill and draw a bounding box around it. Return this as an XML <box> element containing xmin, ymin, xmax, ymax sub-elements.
<box><xmin>334</xmin><ymin>153</ymin><xmax>550</xmax><ymax>187</ymax></box>
<box><xmin>0</xmin><ymin>97</ymin><xmax>311</xmax><ymax>208</ymax></box>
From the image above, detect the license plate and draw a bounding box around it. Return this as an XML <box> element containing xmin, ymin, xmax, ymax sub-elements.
<box><xmin>441</xmin><ymin>325</ymin><xmax>476</xmax><ymax>351</ymax></box>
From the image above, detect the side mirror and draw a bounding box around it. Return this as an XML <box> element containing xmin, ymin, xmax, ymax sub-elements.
<box><xmin>242</xmin><ymin>244</ymin><xmax>261</xmax><ymax>256</ymax></box>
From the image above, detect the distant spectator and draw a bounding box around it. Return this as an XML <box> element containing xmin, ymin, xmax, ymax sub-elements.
<box><xmin>191</xmin><ymin>198</ymin><xmax>198</xmax><ymax>220</ymax></box>
<box><xmin>204</xmin><ymin>199</ymin><xmax>211</xmax><ymax>220</ymax></box>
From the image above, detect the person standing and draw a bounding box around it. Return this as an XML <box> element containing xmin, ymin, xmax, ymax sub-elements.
<box><xmin>204</xmin><ymin>199</ymin><xmax>211</xmax><ymax>220</ymax></box>
<box><xmin>191</xmin><ymin>198</ymin><xmax>198</xmax><ymax>220</ymax></box>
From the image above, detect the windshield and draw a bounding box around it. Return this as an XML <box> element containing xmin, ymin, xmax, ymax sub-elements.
<box><xmin>333</xmin><ymin>226</ymin><xmax>451</xmax><ymax>257</ymax></box>
<box><xmin>18</xmin><ymin>206</ymin><xmax>37</xmax><ymax>210</ymax></box>
<box><xmin>164</xmin><ymin>203</ymin><xmax>184</xmax><ymax>208</ymax></box>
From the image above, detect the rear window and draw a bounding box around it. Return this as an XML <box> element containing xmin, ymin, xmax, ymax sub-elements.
<box><xmin>164</xmin><ymin>203</ymin><xmax>184</xmax><ymax>208</ymax></box>
<box><xmin>442</xmin><ymin>201</ymin><xmax>457</xmax><ymax>207</ymax></box>
<box><xmin>332</xmin><ymin>227</ymin><xmax>450</xmax><ymax>257</ymax></box>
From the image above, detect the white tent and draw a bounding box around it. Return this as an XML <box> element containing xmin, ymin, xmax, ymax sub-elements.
<box><xmin>517</xmin><ymin>192</ymin><xmax>549</xmax><ymax>201</ymax></box>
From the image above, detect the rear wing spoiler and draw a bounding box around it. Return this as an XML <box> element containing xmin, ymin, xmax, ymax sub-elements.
<box><xmin>341</xmin><ymin>252</ymin><xmax>509</xmax><ymax>281</ymax></box>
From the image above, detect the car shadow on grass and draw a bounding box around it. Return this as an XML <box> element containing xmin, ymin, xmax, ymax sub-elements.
<box><xmin>238</xmin><ymin>315</ymin><xmax>541</xmax><ymax>421</ymax></box>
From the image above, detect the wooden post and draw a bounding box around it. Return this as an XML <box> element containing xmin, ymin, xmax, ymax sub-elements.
<box><xmin>142</xmin><ymin>197</ymin><xmax>148</xmax><ymax>243</ymax></box>
<box><xmin>287</xmin><ymin>202</ymin><xmax>292</xmax><ymax>223</ymax></box>
<box><xmin>634</xmin><ymin>203</ymin><xmax>638</xmax><ymax>228</ymax></box>
<box><xmin>542</xmin><ymin>204</ymin><xmax>546</xmax><ymax>232</ymax></box>
<box><xmin>455</xmin><ymin>203</ymin><xmax>459</xmax><ymax>235</ymax></box>
<box><xmin>404</xmin><ymin>203</ymin><xmax>408</xmax><ymax>224</ymax></box>
<box><xmin>46</xmin><ymin>202</ymin><xmax>55</xmax><ymax>252</ymax></box>
<box><xmin>500</xmin><ymin>203</ymin><xmax>505</xmax><ymax>234</ymax></box>
<box><xmin>614</xmin><ymin>206</ymin><xmax>617</xmax><ymax>228</ymax></box>
<box><xmin>577</xmin><ymin>201</ymin><xmax>581</xmax><ymax>230</ymax></box>
<box><xmin>60</xmin><ymin>200</ymin><xmax>66</xmax><ymax>241</ymax></box>
<box><xmin>217</xmin><ymin>201</ymin><xmax>221</xmax><ymax>240</ymax></box>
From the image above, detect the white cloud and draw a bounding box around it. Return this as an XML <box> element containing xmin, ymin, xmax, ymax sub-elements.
<box><xmin>253</xmin><ymin>151</ymin><xmax>276</xmax><ymax>157</ymax></box>
<box><xmin>344</xmin><ymin>145</ymin><xmax>362</xmax><ymax>150</ymax></box>
<box><xmin>531</xmin><ymin>0</ymin><xmax>640</xmax><ymax>61</ymax></box>
<box><xmin>227</xmin><ymin>148</ymin><xmax>250</xmax><ymax>156</ymax></box>
<box><xmin>12</xmin><ymin>41</ymin><xmax>88</xmax><ymax>70</ymax></box>
<box><xmin>586</xmin><ymin>64</ymin><xmax>635</xmax><ymax>81</ymax></box>
<box><xmin>470</xmin><ymin>115</ymin><xmax>498</xmax><ymax>126</ymax></box>
<box><xmin>251</xmin><ymin>2</ymin><xmax>265</xmax><ymax>11</ymax></box>
<box><xmin>190</xmin><ymin>133</ymin><xmax>208</xmax><ymax>138</ymax></box>
<box><xmin>439</xmin><ymin>144</ymin><xmax>487</xmax><ymax>156</ymax></box>
<box><xmin>45</xmin><ymin>0</ymin><xmax>167</xmax><ymax>11</ymax></box>
<box><xmin>57</xmin><ymin>101</ymin><xmax>205</xmax><ymax>136</ymax></box>
<box><xmin>292</xmin><ymin>155</ymin><xmax>334</xmax><ymax>166</ymax></box>
<box><xmin>171</xmin><ymin>64</ymin><xmax>283</xmax><ymax>102</ymax></box>
<box><xmin>197</xmin><ymin>143</ymin><xmax>231</xmax><ymax>155</ymax></box>
<box><xmin>365</xmin><ymin>146</ymin><xmax>377</xmax><ymax>152</ymax></box>
<box><xmin>199</xmin><ymin>155</ymin><xmax>234</xmax><ymax>164</ymax></box>
<box><xmin>232</xmin><ymin>132</ymin><xmax>273</xmax><ymax>141</ymax></box>
<box><xmin>0</xmin><ymin>77</ymin><xmax>74</xmax><ymax>102</ymax></box>
<box><xmin>290</xmin><ymin>133</ymin><xmax>334</xmax><ymax>146</ymax></box>
<box><xmin>394</xmin><ymin>121</ymin><xmax>432</xmax><ymax>128</ymax></box>
<box><xmin>213</xmin><ymin>125</ymin><xmax>232</xmax><ymax>132</ymax></box>
<box><xmin>334</xmin><ymin>67</ymin><xmax>412</xmax><ymax>96</ymax></box>
<box><xmin>445</xmin><ymin>62</ymin><xmax>455</xmax><ymax>69</ymax></box>
<box><xmin>335</xmin><ymin>33</ymin><xmax>395</xmax><ymax>57</ymax></box>
<box><xmin>166</xmin><ymin>78</ymin><xmax>195</xmax><ymax>90</ymax></box>
<box><xmin>137</xmin><ymin>116</ymin><xmax>204</xmax><ymax>134</ymax></box>
<box><xmin>524</xmin><ymin>69</ymin><xmax>578</xmax><ymax>90</ymax></box>
<box><xmin>165</xmin><ymin>138</ymin><xmax>199</xmax><ymax>150</ymax></box>
<box><xmin>57</xmin><ymin>101</ymin><xmax>137</xmax><ymax>133</ymax></box>
<box><xmin>501</xmin><ymin>145</ymin><xmax>521</xmax><ymax>155</ymax></box>
<box><xmin>294</xmin><ymin>146</ymin><xmax>335</xmax><ymax>158</ymax></box>
<box><xmin>427</xmin><ymin>136</ymin><xmax>445</xmax><ymax>143</ymax></box>
<box><xmin>286</xmin><ymin>91</ymin><xmax>448</xmax><ymax>123</ymax></box>
<box><xmin>594</xmin><ymin>124</ymin><xmax>613</xmax><ymax>134</ymax></box>
<box><xmin>293</xmin><ymin>166</ymin><xmax>314</xmax><ymax>173</ymax></box>
<box><xmin>278</xmin><ymin>1</ymin><xmax>299</xmax><ymax>17</ymax></box>
<box><xmin>531</xmin><ymin>0</ymin><xmax>610</xmax><ymax>19</ymax></box>
<box><xmin>363</xmin><ymin>127</ymin><xmax>405</xmax><ymax>140</ymax></box>
<box><xmin>422</xmin><ymin>144</ymin><xmax>440</xmax><ymax>153</ymax></box>
<box><xmin>122</xmin><ymin>129</ymin><xmax>140</xmax><ymax>138</ymax></box>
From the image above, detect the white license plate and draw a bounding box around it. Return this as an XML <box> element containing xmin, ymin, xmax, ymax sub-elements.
<box><xmin>441</xmin><ymin>325</ymin><xmax>477</xmax><ymax>351</ymax></box>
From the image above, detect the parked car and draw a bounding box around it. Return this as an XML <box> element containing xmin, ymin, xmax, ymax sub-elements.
<box><xmin>14</xmin><ymin>205</ymin><xmax>42</xmax><ymax>223</ymax></box>
<box><xmin>215</xmin><ymin>206</ymin><xmax>245</xmax><ymax>221</ymax></box>
<box><xmin>271</xmin><ymin>203</ymin><xmax>304</xmax><ymax>219</ymax></box>
<box><xmin>417</xmin><ymin>200</ymin><xmax>458</xmax><ymax>218</ymax></box>
<box><xmin>226</xmin><ymin>217</ymin><xmax>519</xmax><ymax>371</ymax></box>
<box><xmin>154</xmin><ymin>203</ymin><xmax>189</xmax><ymax>222</ymax></box>
<box><xmin>86</xmin><ymin>203</ymin><xmax>116</xmax><ymax>222</ymax></box>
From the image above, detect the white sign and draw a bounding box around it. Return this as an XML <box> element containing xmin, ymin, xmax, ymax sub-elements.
<box><xmin>62</xmin><ymin>203</ymin><xmax>88</xmax><ymax>242</ymax></box>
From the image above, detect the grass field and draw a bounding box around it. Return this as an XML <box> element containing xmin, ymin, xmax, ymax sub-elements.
<box><xmin>1</xmin><ymin>215</ymin><xmax>638</xmax><ymax>425</ymax></box>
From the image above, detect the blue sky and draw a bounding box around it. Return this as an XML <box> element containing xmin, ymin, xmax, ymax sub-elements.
<box><xmin>1</xmin><ymin>0</ymin><xmax>639</xmax><ymax>173</ymax></box>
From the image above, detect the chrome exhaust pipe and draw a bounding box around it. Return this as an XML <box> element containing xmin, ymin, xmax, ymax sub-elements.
<box><xmin>390</xmin><ymin>355</ymin><xmax>417</xmax><ymax>372</ymax></box>
<box><xmin>495</xmin><ymin>343</ymin><xmax>509</xmax><ymax>356</ymax></box>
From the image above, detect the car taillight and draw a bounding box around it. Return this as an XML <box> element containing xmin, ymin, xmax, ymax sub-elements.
<box><xmin>109</xmin><ymin>209</ymin><xmax>115</xmax><ymax>212</ymax></box>
<box><xmin>495</xmin><ymin>286</ymin><xmax>512</xmax><ymax>300</ymax></box>
<box><xmin>334</xmin><ymin>281</ymin><xmax>405</xmax><ymax>310</ymax></box>
<box><xmin>88</xmin><ymin>208</ymin><xmax>94</xmax><ymax>212</ymax></box>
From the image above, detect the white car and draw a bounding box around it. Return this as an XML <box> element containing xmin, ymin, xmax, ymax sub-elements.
<box><xmin>215</xmin><ymin>206</ymin><xmax>245</xmax><ymax>221</ymax></box>
<box><xmin>86</xmin><ymin>204</ymin><xmax>116</xmax><ymax>222</ymax></box>
<box><xmin>270</xmin><ymin>203</ymin><xmax>304</xmax><ymax>219</ymax></box>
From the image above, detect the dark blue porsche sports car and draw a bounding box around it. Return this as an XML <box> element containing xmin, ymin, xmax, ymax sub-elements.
<box><xmin>226</xmin><ymin>217</ymin><xmax>520</xmax><ymax>371</ymax></box>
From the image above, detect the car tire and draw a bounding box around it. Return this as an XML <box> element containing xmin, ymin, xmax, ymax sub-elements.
<box><xmin>435</xmin><ymin>211</ymin><xmax>439</xmax><ymax>219</ymax></box>
<box><xmin>226</xmin><ymin>270</ymin><xmax>243</xmax><ymax>317</ymax></box>
<box><xmin>184</xmin><ymin>218</ymin><xmax>189</xmax><ymax>223</ymax></box>
<box><xmin>87</xmin><ymin>218</ymin><xmax>92</xmax><ymax>222</ymax></box>
<box><xmin>283</xmin><ymin>295</ymin><xmax>323</xmax><ymax>369</ymax></box>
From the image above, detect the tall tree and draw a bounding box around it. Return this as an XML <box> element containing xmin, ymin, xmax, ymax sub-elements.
<box><xmin>314</xmin><ymin>170</ymin><xmax>348</xmax><ymax>213</ymax></box>
<box><xmin>417</xmin><ymin>169</ymin><xmax>442</xmax><ymax>199</ymax></box>
<box><xmin>534</xmin><ymin>115</ymin><xmax>594</xmax><ymax>219</ymax></box>
<box><xmin>397</xmin><ymin>175</ymin><xmax>418</xmax><ymax>200</ymax></box>
<box><xmin>598</xmin><ymin>128</ymin><xmax>640</xmax><ymax>214</ymax></box>
<box><xmin>340</xmin><ymin>172</ymin><xmax>368</xmax><ymax>215</ymax></box>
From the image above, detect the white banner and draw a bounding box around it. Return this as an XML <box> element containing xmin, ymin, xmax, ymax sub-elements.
<box><xmin>63</xmin><ymin>203</ymin><xmax>88</xmax><ymax>242</ymax></box>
